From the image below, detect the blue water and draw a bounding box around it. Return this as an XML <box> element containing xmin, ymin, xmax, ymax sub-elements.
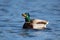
<box><xmin>0</xmin><ymin>0</ymin><xmax>60</xmax><ymax>40</ymax></box>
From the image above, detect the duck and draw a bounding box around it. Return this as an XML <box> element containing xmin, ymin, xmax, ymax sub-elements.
<box><xmin>22</xmin><ymin>13</ymin><xmax>48</xmax><ymax>29</ymax></box>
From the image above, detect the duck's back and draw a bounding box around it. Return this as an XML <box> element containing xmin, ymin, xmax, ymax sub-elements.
<box><xmin>31</xmin><ymin>19</ymin><xmax>48</xmax><ymax>29</ymax></box>
<box><xmin>32</xmin><ymin>19</ymin><xmax>48</xmax><ymax>24</ymax></box>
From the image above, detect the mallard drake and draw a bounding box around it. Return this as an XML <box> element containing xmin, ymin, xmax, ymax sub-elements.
<box><xmin>22</xmin><ymin>13</ymin><xmax>48</xmax><ymax>29</ymax></box>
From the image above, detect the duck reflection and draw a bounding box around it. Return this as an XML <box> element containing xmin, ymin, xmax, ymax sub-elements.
<box><xmin>19</xmin><ymin>29</ymin><xmax>36</xmax><ymax>37</ymax></box>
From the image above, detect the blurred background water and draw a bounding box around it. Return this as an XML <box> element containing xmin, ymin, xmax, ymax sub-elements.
<box><xmin>0</xmin><ymin>0</ymin><xmax>60</xmax><ymax>40</ymax></box>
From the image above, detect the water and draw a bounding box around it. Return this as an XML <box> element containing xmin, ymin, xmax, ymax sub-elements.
<box><xmin>0</xmin><ymin>0</ymin><xmax>60</xmax><ymax>40</ymax></box>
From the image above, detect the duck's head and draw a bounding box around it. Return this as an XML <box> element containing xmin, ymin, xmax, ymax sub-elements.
<box><xmin>22</xmin><ymin>13</ymin><xmax>30</xmax><ymax>22</ymax></box>
<box><xmin>22</xmin><ymin>13</ymin><xmax>30</xmax><ymax>18</ymax></box>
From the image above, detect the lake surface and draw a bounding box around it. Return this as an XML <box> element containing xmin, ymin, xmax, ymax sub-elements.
<box><xmin>0</xmin><ymin>0</ymin><xmax>60</xmax><ymax>40</ymax></box>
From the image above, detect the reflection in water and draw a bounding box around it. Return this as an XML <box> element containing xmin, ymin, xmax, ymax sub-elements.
<box><xmin>18</xmin><ymin>28</ymin><xmax>52</xmax><ymax>37</ymax></box>
<box><xmin>19</xmin><ymin>29</ymin><xmax>36</xmax><ymax>37</ymax></box>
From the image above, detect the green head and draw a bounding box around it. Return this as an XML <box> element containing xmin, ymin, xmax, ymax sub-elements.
<box><xmin>22</xmin><ymin>13</ymin><xmax>30</xmax><ymax>22</ymax></box>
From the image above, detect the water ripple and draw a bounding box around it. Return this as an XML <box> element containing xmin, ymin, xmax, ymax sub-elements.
<box><xmin>0</xmin><ymin>4</ymin><xmax>10</xmax><ymax>7</ymax></box>
<box><xmin>0</xmin><ymin>19</ymin><xmax>10</xmax><ymax>22</ymax></box>
<box><xmin>0</xmin><ymin>8</ymin><xmax>9</xmax><ymax>13</ymax></box>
